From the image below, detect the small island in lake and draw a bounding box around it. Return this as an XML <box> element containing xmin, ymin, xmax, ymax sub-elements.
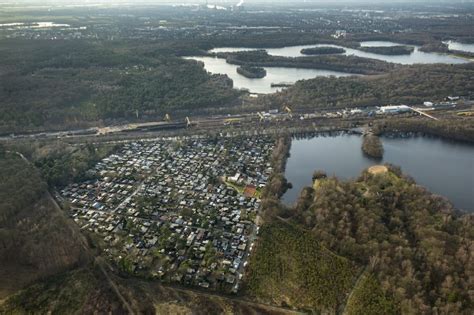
<box><xmin>362</xmin><ymin>134</ymin><xmax>384</xmax><ymax>159</ymax></box>
<box><xmin>271</xmin><ymin>82</ymin><xmax>293</xmax><ymax>88</ymax></box>
<box><xmin>359</xmin><ymin>45</ymin><xmax>415</xmax><ymax>55</ymax></box>
<box><xmin>300</xmin><ymin>46</ymin><xmax>346</xmax><ymax>55</ymax></box>
<box><xmin>236</xmin><ymin>65</ymin><xmax>267</xmax><ymax>78</ymax></box>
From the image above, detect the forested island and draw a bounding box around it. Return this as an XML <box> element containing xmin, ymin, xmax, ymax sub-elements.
<box><xmin>361</xmin><ymin>134</ymin><xmax>384</xmax><ymax>158</ymax></box>
<box><xmin>300</xmin><ymin>46</ymin><xmax>346</xmax><ymax>55</ymax></box>
<box><xmin>359</xmin><ymin>45</ymin><xmax>415</xmax><ymax>55</ymax></box>
<box><xmin>236</xmin><ymin>65</ymin><xmax>267</xmax><ymax>78</ymax></box>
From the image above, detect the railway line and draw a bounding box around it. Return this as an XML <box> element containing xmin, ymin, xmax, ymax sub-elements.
<box><xmin>1</xmin><ymin>102</ymin><xmax>461</xmax><ymax>143</ymax></box>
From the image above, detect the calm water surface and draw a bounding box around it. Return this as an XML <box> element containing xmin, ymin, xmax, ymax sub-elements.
<box><xmin>184</xmin><ymin>56</ymin><xmax>356</xmax><ymax>94</ymax></box>
<box><xmin>282</xmin><ymin>134</ymin><xmax>474</xmax><ymax>212</ymax></box>
<box><xmin>210</xmin><ymin>41</ymin><xmax>468</xmax><ymax>65</ymax></box>
<box><xmin>186</xmin><ymin>41</ymin><xmax>469</xmax><ymax>94</ymax></box>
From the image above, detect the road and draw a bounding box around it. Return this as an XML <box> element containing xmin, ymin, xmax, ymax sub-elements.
<box><xmin>409</xmin><ymin>107</ymin><xmax>440</xmax><ymax>121</ymax></box>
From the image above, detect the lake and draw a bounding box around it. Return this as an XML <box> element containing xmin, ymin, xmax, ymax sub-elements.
<box><xmin>186</xmin><ymin>41</ymin><xmax>469</xmax><ymax>94</ymax></box>
<box><xmin>184</xmin><ymin>56</ymin><xmax>356</xmax><ymax>94</ymax></box>
<box><xmin>210</xmin><ymin>41</ymin><xmax>469</xmax><ymax>65</ymax></box>
<box><xmin>282</xmin><ymin>133</ymin><xmax>474</xmax><ymax>212</ymax></box>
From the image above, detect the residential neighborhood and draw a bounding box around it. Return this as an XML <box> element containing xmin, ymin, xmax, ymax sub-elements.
<box><xmin>60</xmin><ymin>135</ymin><xmax>275</xmax><ymax>293</ymax></box>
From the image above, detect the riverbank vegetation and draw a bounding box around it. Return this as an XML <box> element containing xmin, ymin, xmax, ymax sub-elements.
<box><xmin>236</xmin><ymin>65</ymin><xmax>267</xmax><ymax>78</ymax></box>
<box><xmin>359</xmin><ymin>45</ymin><xmax>414</xmax><ymax>55</ymax></box>
<box><xmin>260</xmin><ymin>136</ymin><xmax>292</xmax><ymax>222</ymax></box>
<box><xmin>374</xmin><ymin>118</ymin><xmax>474</xmax><ymax>143</ymax></box>
<box><xmin>362</xmin><ymin>134</ymin><xmax>384</xmax><ymax>159</ymax></box>
<box><xmin>300</xmin><ymin>46</ymin><xmax>345</xmax><ymax>55</ymax></box>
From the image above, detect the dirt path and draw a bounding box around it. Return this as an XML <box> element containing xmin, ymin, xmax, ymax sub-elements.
<box><xmin>341</xmin><ymin>266</ymin><xmax>369</xmax><ymax>315</ymax></box>
<box><xmin>95</xmin><ymin>258</ymin><xmax>135</xmax><ymax>314</ymax></box>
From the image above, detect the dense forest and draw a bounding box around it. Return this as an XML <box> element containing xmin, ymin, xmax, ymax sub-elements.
<box><xmin>245</xmin><ymin>221</ymin><xmax>357</xmax><ymax>312</ymax></box>
<box><xmin>249</xmin><ymin>164</ymin><xmax>473</xmax><ymax>314</ymax></box>
<box><xmin>0</xmin><ymin>40</ymin><xmax>240</xmax><ymax>133</ymax></box>
<box><xmin>219</xmin><ymin>50</ymin><xmax>395</xmax><ymax>75</ymax></box>
<box><xmin>0</xmin><ymin>152</ymin><xmax>89</xmax><ymax>297</ymax></box>
<box><xmin>344</xmin><ymin>273</ymin><xmax>398</xmax><ymax>315</ymax></box>
<box><xmin>0</xmin><ymin>152</ymin><xmax>46</xmax><ymax>223</ymax></box>
<box><xmin>269</xmin><ymin>63</ymin><xmax>474</xmax><ymax>109</ymax></box>
<box><xmin>291</xmin><ymin>166</ymin><xmax>472</xmax><ymax>314</ymax></box>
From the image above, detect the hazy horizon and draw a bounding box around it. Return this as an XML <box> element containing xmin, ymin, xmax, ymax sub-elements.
<box><xmin>3</xmin><ymin>0</ymin><xmax>474</xmax><ymax>5</ymax></box>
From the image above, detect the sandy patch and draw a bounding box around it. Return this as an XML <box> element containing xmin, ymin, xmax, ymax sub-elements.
<box><xmin>368</xmin><ymin>165</ymin><xmax>388</xmax><ymax>175</ymax></box>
